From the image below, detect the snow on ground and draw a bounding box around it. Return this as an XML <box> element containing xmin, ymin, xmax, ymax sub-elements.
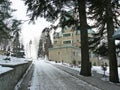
<box><xmin>30</xmin><ymin>58</ymin><xmax>47</xmax><ymax>90</ymax></box>
<box><xmin>0</xmin><ymin>55</ymin><xmax>28</xmax><ymax>65</ymax></box>
<box><xmin>30</xmin><ymin>59</ymin><xmax>100</xmax><ymax>90</ymax></box>
<box><xmin>92</xmin><ymin>66</ymin><xmax>109</xmax><ymax>76</ymax></box>
<box><xmin>48</xmin><ymin>60</ymin><xmax>120</xmax><ymax>80</ymax></box>
<box><xmin>30</xmin><ymin>60</ymin><xmax>41</xmax><ymax>90</ymax></box>
<box><xmin>0</xmin><ymin>65</ymin><xmax>13</xmax><ymax>74</ymax></box>
<box><xmin>0</xmin><ymin>55</ymin><xmax>31</xmax><ymax>74</ymax></box>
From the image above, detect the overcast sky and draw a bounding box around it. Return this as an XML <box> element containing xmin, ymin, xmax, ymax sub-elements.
<box><xmin>10</xmin><ymin>0</ymin><xmax>51</xmax><ymax>59</ymax></box>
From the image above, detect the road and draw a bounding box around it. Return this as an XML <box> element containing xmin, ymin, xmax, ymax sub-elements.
<box><xmin>30</xmin><ymin>60</ymin><xmax>100</xmax><ymax>90</ymax></box>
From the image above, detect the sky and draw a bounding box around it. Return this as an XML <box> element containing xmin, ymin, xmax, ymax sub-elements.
<box><xmin>10</xmin><ymin>0</ymin><xmax>51</xmax><ymax>59</ymax></box>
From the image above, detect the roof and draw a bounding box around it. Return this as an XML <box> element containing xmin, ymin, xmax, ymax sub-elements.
<box><xmin>88</xmin><ymin>29</ymin><xmax>95</xmax><ymax>34</ymax></box>
<box><xmin>49</xmin><ymin>46</ymin><xmax>80</xmax><ymax>50</ymax></box>
<box><xmin>76</xmin><ymin>29</ymin><xmax>95</xmax><ymax>34</ymax></box>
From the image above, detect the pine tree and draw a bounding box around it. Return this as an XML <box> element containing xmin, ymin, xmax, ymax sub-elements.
<box><xmin>0</xmin><ymin>0</ymin><xmax>22</xmax><ymax>54</ymax></box>
<box><xmin>24</xmin><ymin>0</ymin><xmax>91</xmax><ymax>76</ymax></box>
<box><xmin>106</xmin><ymin>0</ymin><xmax>119</xmax><ymax>83</ymax></box>
<box><xmin>12</xmin><ymin>31</ymin><xmax>25</xmax><ymax>58</ymax></box>
<box><xmin>0</xmin><ymin>0</ymin><xmax>12</xmax><ymax>39</ymax></box>
<box><xmin>77</xmin><ymin>0</ymin><xmax>91</xmax><ymax>76</ymax></box>
<box><xmin>38</xmin><ymin>39</ymin><xmax>44</xmax><ymax>58</ymax></box>
<box><xmin>88</xmin><ymin>0</ymin><xmax>120</xmax><ymax>82</ymax></box>
<box><xmin>42</xmin><ymin>28</ymin><xmax>53</xmax><ymax>59</ymax></box>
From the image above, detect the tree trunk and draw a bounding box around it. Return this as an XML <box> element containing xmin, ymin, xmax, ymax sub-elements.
<box><xmin>77</xmin><ymin>0</ymin><xmax>91</xmax><ymax>76</ymax></box>
<box><xmin>106</xmin><ymin>0</ymin><xmax>119</xmax><ymax>83</ymax></box>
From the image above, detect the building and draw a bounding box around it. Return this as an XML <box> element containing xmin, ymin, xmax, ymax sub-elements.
<box><xmin>113</xmin><ymin>27</ymin><xmax>120</xmax><ymax>40</ymax></box>
<box><xmin>49</xmin><ymin>24</ymin><xmax>97</xmax><ymax>65</ymax></box>
<box><xmin>48</xmin><ymin>9</ymin><xmax>101</xmax><ymax>65</ymax></box>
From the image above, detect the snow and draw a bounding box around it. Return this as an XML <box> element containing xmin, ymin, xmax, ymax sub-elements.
<box><xmin>0</xmin><ymin>66</ymin><xmax>13</xmax><ymax>74</ymax></box>
<box><xmin>1</xmin><ymin>55</ymin><xmax>120</xmax><ymax>89</ymax></box>
<box><xmin>30</xmin><ymin>59</ymin><xmax>100</xmax><ymax>90</ymax></box>
<box><xmin>48</xmin><ymin>60</ymin><xmax>120</xmax><ymax>80</ymax></box>
<box><xmin>0</xmin><ymin>55</ymin><xmax>31</xmax><ymax>75</ymax></box>
<box><xmin>29</xmin><ymin>60</ymin><xmax>46</xmax><ymax>89</ymax></box>
<box><xmin>92</xmin><ymin>66</ymin><xmax>109</xmax><ymax>76</ymax></box>
<box><xmin>30</xmin><ymin>59</ymin><xmax>43</xmax><ymax>90</ymax></box>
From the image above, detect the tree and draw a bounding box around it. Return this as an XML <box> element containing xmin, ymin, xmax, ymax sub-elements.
<box><xmin>88</xmin><ymin>0</ymin><xmax>120</xmax><ymax>82</ymax></box>
<box><xmin>42</xmin><ymin>28</ymin><xmax>53</xmax><ymax>59</ymax></box>
<box><xmin>24</xmin><ymin>0</ymin><xmax>91</xmax><ymax>76</ymax></box>
<box><xmin>94</xmin><ymin>42</ymin><xmax>108</xmax><ymax>57</ymax></box>
<box><xmin>12</xmin><ymin>31</ymin><xmax>25</xmax><ymax>58</ymax></box>
<box><xmin>106</xmin><ymin>0</ymin><xmax>119</xmax><ymax>83</ymax></box>
<box><xmin>38</xmin><ymin>39</ymin><xmax>45</xmax><ymax>58</ymax></box>
<box><xmin>0</xmin><ymin>0</ymin><xmax>12</xmax><ymax>39</ymax></box>
<box><xmin>77</xmin><ymin>0</ymin><xmax>91</xmax><ymax>76</ymax></box>
<box><xmin>12</xmin><ymin>32</ymin><xmax>20</xmax><ymax>57</ymax></box>
<box><xmin>0</xmin><ymin>0</ymin><xmax>22</xmax><ymax>38</ymax></box>
<box><xmin>0</xmin><ymin>0</ymin><xmax>22</xmax><ymax>53</ymax></box>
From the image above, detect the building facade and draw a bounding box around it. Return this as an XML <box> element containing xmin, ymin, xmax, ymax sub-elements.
<box><xmin>49</xmin><ymin>24</ymin><xmax>97</xmax><ymax>65</ymax></box>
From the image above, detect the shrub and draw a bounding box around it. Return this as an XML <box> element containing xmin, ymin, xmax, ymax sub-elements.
<box><xmin>93</xmin><ymin>62</ymin><xmax>96</xmax><ymax>66</ymax></box>
<box><xmin>78</xmin><ymin>61</ymin><xmax>81</xmax><ymax>65</ymax></box>
<box><xmin>72</xmin><ymin>60</ymin><xmax>76</xmax><ymax>65</ymax></box>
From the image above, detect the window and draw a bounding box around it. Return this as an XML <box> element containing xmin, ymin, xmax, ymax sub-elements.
<box><xmin>76</xmin><ymin>30</ymin><xmax>80</xmax><ymax>35</ymax></box>
<box><xmin>63</xmin><ymin>40</ymin><xmax>71</xmax><ymax>44</ymax></box>
<box><xmin>63</xmin><ymin>33</ymin><xmax>71</xmax><ymax>37</ymax></box>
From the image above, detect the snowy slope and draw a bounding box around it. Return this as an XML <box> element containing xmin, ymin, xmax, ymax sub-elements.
<box><xmin>0</xmin><ymin>55</ymin><xmax>31</xmax><ymax>74</ymax></box>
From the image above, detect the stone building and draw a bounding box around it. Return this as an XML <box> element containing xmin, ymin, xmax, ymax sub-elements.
<box><xmin>48</xmin><ymin>9</ymin><xmax>101</xmax><ymax>65</ymax></box>
<box><xmin>49</xmin><ymin>25</ymin><xmax>97</xmax><ymax>65</ymax></box>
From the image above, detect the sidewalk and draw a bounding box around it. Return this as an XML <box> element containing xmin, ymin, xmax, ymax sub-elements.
<box><xmin>15</xmin><ymin>64</ymin><xmax>34</xmax><ymax>90</ymax></box>
<box><xmin>52</xmin><ymin>64</ymin><xmax>120</xmax><ymax>90</ymax></box>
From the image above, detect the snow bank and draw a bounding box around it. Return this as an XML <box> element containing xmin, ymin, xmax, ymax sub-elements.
<box><xmin>0</xmin><ymin>55</ymin><xmax>31</xmax><ymax>74</ymax></box>
<box><xmin>48</xmin><ymin>60</ymin><xmax>120</xmax><ymax>80</ymax></box>
<box><xmin>0</xmin><ymin>66</ymin><xmax>13</xmax><ymax>74</ymax></box>
<box><xmin>0</xmin><ymin>55</ymin><xmax>29</xmax><ymax>65</ymax></box>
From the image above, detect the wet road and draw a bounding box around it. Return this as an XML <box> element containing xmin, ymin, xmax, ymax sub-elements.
<box><xmin>30</xmin><ymin>60</ymin><xmax>100</xmax><ymax>90</ymax></box>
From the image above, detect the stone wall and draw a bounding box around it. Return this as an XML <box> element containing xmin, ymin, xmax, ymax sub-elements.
<box><xmin>0</xmin><ymin>61</ymin><xmax>32</xmax><ymax>90</ymax></box>
<box><xmin>49</xmin><ymin>46</ymin><xmax>81</xmax><ymax>64</ymax></box>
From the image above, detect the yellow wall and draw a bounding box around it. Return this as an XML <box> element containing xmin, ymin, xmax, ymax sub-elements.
<box><xmin>49</xmin><ymin>46</ymin><xmax>81</xmax><ymax>64</ymax></box>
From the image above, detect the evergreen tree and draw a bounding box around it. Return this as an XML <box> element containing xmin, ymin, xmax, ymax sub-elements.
<box><xmin>12</xmin><ymin>31</ymin><xmax>25</xmax><ymax>58</ymax></box>
<box><xmin>0</xmin><ymin>0</ymin><xmax>22</xmax><ymax>54</ymax></box>
<box><xmin>38</xmin><ymin>39</ymin><xmax>44</xmax><ymax>57</ymax></box>
<box><xmin>0</xmin><ymin>0</ymin><xmax>12</xmax><ymax>39</ymax></box>
<box><xmin>88</xmin><ymin>0</ymin><xmax>120</xmax><ymax>82</ymax></box>
<box><xmin>42</xmin><ymin>28</ymin><xmax>53</xmax><ymax>59</ymax></box>
<box><xmin>24</xmin><ymin>0</ymin><xmax>91</xmax><ymax>76</ymax></box>
<box><xmin>77</xmin><ymin>0</ymin><xmax>91</xmax><ymax>76</ymax></box>
<box><xmin>106</xmin><ymin>0</ymin><xmax>119</xmax><ymax>83</ymax></box>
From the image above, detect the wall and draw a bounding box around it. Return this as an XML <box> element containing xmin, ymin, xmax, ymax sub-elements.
<box><xmin>49</xmin><ymin>46</ymin><xmax>81</xmax><ymax>64</ymax></box>
<box><xmin>0</xmin><ymin>61</ymin><xmax>32</xmax><ymax>90</ymax></box>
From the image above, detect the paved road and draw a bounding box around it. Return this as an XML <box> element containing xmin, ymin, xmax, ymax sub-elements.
<box><xmin>30</xmin><ymin>60</ymin><xmax>100</xmax><ymax>90</ymax></box>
